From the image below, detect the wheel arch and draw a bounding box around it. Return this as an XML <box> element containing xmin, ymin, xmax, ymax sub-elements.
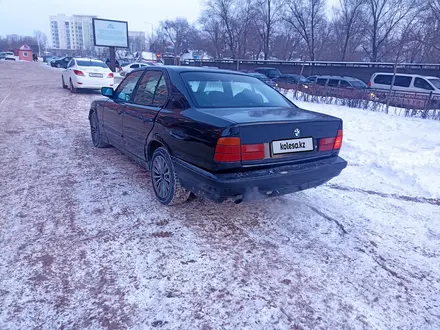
<box><xmin>146</xmin><ymin>135</ymin><xmax>172</xmax><ymax>162</ymax></box>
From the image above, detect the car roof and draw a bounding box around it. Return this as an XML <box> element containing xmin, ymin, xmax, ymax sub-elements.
<box><xmin>255</xmin><ymin>67</ymin><xmax>279</xmax><ymax>70</ymax></box>
<box><xmin>372</xmin><ymin>72</ymin><xmax>439</xmax><ymax>79</ymax></box>
<box><xmin>315</xmin><ymin>75</ymin><xmax>362</xmax><ymax>81</ymax></box>
<box><xmin>132</xmin><ymin>65</ymin><xmax>248</xmax><ymax>76</ymax></box>
<box><xmin>74</xmin><ymin>57</ymin><xmax>104</xmax><ymax>62</ymax></box>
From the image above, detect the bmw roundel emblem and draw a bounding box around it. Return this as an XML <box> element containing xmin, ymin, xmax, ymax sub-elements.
<box><xmin>294</xmin><ymin>128</ymin><xmax>300</xmax><ymax>137</ymax></box>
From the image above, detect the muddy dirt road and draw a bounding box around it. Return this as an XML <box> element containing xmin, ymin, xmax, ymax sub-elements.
<box><xmin>0</xmin><ymin>61</ymin><xmax>439</xmax><ymax>329</ymax></box>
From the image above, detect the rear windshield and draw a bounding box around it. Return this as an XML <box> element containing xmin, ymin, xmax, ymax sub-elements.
<box><xmin>77</xmin><ymin>60</ymin><xmax>108</xmax><ymax>68</ymax></box>
<box><xmin>181</xmin><ymin>72</ymin><xmax>292</xmax><ymax>108</ymax></box>
<box><xmin>349</xmin><ymin>80</ymin><xmax>366</xmax><ymax>88</ymax></box>
<box><xmin>428</xmin><ymin>79</ymin><xmax>440</xmax><ymax>89</ymax></box>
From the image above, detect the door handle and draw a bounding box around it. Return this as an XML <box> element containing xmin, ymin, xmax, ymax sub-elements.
<box><xmin>143</xmin><ymin>118</ymin><xmax>153</xmax><ymax>123</ymax></box>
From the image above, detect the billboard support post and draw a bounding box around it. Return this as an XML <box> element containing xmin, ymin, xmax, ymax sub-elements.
<box><xmin>109</xmin><ymin>47</ymin><xmax>116</xmax><ymax>72</ymax></box>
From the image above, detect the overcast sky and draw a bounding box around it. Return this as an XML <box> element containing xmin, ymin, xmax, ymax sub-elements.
<box><xmin>0</xmin><ymin>0</ymin><xmax>339</xmax><ymax>37</ymax></box>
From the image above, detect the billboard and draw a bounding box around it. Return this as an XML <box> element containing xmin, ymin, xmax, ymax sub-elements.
<box><xmin>92</xmin><ymin>18</ymin><xmax>129</xmax><ymax>48</ymax></box>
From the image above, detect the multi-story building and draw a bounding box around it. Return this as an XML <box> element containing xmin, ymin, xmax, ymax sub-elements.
<box><xmin>50</xmin><ymin>14</ymin><xmax>97</xmax><ymax>50</ymax></box>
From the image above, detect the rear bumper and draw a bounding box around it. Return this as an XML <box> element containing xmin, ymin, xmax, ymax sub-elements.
<box><xmin>74</xmin><ymin>77</ymin><xmax>114</xmax><ymax>89</ymax></box>
<box><xmin>173</xmin><ymin>156</ymin><xmax>348</xmax><ymax>202</ymax></box>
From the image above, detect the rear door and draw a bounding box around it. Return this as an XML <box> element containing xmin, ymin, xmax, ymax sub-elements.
<box><xmin>123</xmin><ymin>69</ymin><xmax>167</xmax><ymax>159</ymax></box>
<box><xmin>103</xmin><ymin>70</ymin><xmax>143</xmax><ymax>147</ymax></box>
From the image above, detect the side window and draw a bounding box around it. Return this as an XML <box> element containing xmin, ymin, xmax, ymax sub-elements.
<box><xmin>114</xmin><ymin>70</ymin><xmax>143</xmax><ymax>102</ymax></box>
<box><xmin>133</xmin><ymin>70</ymin><xmax>162</xmax><ymax>106</ymax></box>
<box><xmin>131</xmin><ymin>64</ymin><xmax>139</xmax><ymax>69</ymax></box>
<box><xmin>340</xmin><ymin>80</ymin><xmax>350</xmax><ymax>88</ymax></box>
<box><xmin>152</xmin><ymin>75</ymin><xmax>169</xmax><ymax>107</ymax></box>
<box><xmin>316</xmin><ymin>78</ymin><xmax>327</xmax><ymax>86</ymax></box>
<box><xmin>394</xmin><ymin>76</ymin><xmax>412</xmax><ymax>88</ymax></box>
<box><xmin>414</xmin><ymin>78</ymin><xmax>434</xmax><ymax>90</ymax></box>
<box><xmin>374</xmin><ymin>75</ymin><xmax>392</xmax><ymax>85</ymax></box>
<box><xmin>328</xmin><ymin>79</ymin><xmax>339</xmax><ymax>87</ymax></box>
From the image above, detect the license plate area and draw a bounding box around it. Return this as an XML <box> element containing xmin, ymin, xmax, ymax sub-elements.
<box><xmin>271</xmin><ymin>137</ymin><xmax>314</xmax><ymax>155</ymax></box>
<box><xmin>89</xmin><ymin>73</ymin><xmax>103</xmax><ymax>78</ymax></box>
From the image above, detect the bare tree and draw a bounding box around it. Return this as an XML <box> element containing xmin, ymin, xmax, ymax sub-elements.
<box><xmin>200</xmin><ymin>12</ymin><xmax>225</xmax><ymax>58</ymax></box>
<box><xmin>331</xmin><ymin>0</ymin><xmax>366</xmax><ymax>61</ymax></box>
<box><xmin>284</xmin><ymin>0</ymin><xmax>327</xmax><ymax>61</ymax></box>
<box><xmin>34</xmin><ymin>30</ymin><xmax>48</xmax><ymax>56</ymax></box>
<box><xmin>363</xmin><ymin>0</ymin><xmax>419</xmax><ymax>62</ymax></box>
<box><xmin>255</xmin><ymin>0</ymin><xmax>283</xmax><ymax>59</ymax></box>
<box><xmin>161</xmin><ymin>18</ymin><xmax>199</xmax><ymax>55</ymax></box>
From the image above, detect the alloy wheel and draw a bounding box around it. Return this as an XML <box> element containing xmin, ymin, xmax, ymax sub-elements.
<box><xmin>152</xmin><ymin>155</ymin><xmax>171</xmax><ymax>199</ymax></box>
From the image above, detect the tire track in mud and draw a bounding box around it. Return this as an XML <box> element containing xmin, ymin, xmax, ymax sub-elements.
<box><xmin>327</xmin><ymin>183</ymin><xmax>440</xmax><ymax>206</ymax></box>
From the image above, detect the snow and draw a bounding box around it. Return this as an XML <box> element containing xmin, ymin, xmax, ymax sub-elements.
<box><xmin>287</xmin><ymin>97</ymin><xmax>440</xmax><ymax>199</ymax></box>
<box><xmin>0</xmin><ymin>61</ymin><xmax>439</xmax><ymax>329</ymax></box>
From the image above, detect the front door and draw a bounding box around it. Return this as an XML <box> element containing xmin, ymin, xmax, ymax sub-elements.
<box><xmin>123</xmin><ymin>70</ymin><xmax>169</xmax><ymax>159</ymax></box>
<box><xmin>102</xmin><ymin>70</ymin><xmax>143</xmax><ymax>146</ymax></box>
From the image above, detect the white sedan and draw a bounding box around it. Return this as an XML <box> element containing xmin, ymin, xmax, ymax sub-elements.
<box><xmin>61</xmin><ymin>58</ymin><xmax>114</xmax><ymax>93</ymax></box>
<box><xmin>120</xmin><ymin>62</ymin><xmax>151</xmax><ymax>76</ymax></box>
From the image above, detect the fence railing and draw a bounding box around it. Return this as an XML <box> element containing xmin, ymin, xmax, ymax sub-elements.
<box><xmin>282</xmin><ymin>84</ymin><xmax>440</xmax><ymax>120</ymax></box>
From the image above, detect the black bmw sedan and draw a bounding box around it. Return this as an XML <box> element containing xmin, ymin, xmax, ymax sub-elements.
<box><xmin>89</xmin><ymin>66</ymin><xmax>347</xmax><ymax>205</ymax></box>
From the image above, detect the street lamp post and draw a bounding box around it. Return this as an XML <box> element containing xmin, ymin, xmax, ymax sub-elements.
<box><xmin>144</xmin><ymin>22</ymin><xmax>154</xmax><ymax>50</ymax></box>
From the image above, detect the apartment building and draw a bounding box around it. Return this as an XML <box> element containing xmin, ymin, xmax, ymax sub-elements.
<box><xmin>50</xmin><ymin>14</ymin><xmax>97</xmax><ymax>50</ymax></box>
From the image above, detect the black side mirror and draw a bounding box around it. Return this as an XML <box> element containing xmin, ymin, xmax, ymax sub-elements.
<box><xmin>101</xmin><ymin>87</ymin><xmax>114</xmax><ymax>98</ymax></box>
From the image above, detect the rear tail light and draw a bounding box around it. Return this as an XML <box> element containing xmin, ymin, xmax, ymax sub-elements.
<box><xmin>319</xmin><ymin>129</ymin><xmax>343</xmax><ymax>152</ymax></box>
<box><xmin>73</xmin><ymin>69</ymin><xmax>84</xmax><ymax>76</ymax></box>
<box><xmin>214</xmin><ymin>137</ymin><xmax>241</xmax><ymax>162</ymax></box>
<box><xmin>107</xmin><ymin>72</ymin><xmax>114</xmax><ymax>78</ymax></box>
<box><xmin>333</xmin><ymin>129</ymin><xmax>343</xmax><ymax>149</ymax></box>
<box><xmin>367</xmin><ymin>81</ymin><xmax>371</xmax><ymax>88</ymax></box>
<box><xmin>241</xmin><ymin>144</ymin><xmax>264</xmax><ymax>161</ymax></box>
<box><xmin>214</xmin><ymin>138</ymin><xmax>264</xmax><ymax>162</ymax></box>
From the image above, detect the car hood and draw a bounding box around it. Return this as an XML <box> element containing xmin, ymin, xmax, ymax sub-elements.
<box><xmin>196</xmin><ymin>106</ymin><xmax>340</xmax><ymax>124</ymax></box>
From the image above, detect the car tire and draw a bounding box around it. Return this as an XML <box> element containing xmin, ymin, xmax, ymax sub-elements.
<box><xmin>150</xmin><ymin>147</ymin><xmax>190</xmax><ymax>206</ymax></box>
<box><xmin>89</xmin><ymin>111</ymin><xmax>110</xmax><ymax>148</ymax></box>
<box><xmin>62</xmin><ymin>76</ymin><xmax>67</xmax><ymax>89</ymax></box>
<box><xmin>56</xmin><ymin>63</ymin><xmax>61</xmax><ymax>68</ymax></box>
<box><xmin>69</xmin><ymin>79</ymin><xmax>77</xmax><ymax>93</ymax></box>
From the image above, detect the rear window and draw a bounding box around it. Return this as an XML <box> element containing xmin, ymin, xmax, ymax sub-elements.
<box><xmin>181</xmin><ymin>72</ymin><xmax>292</xmax><ymax>108</ymax></box>
<box><xmin>349</xmin><ymin>80</ymin><xmax>366</xmax><ymax>88</ymax></box>
<box><xmin>394</xmin><ymin>76</ymin><xmax>412</xmax><ymax>87</ymax></box>
<box><xmin>374</xmin><ymin>75</ymin><xmax>392</xmax><ymax>85</ymax></box>
<box><xmin>328</xmin><ymin>79</ymin><xmax>339</xmax><ymax>87</ymax></box>
<box><xmin>374</xmin><ymin>75</ymin><xmax>411</xmax><ymax>87</ymax></box>
<box><xmin>76</xmin><ymin>60</ymin><xmax>108</xmax><ymax>68</ymax></box>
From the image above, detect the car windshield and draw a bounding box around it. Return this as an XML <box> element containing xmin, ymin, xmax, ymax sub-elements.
<box><xmin>266</xmin><ymin>69</ymin><xmax>281</xmax><ymax>76</ymax></box>
<box><xmin>181</xmin><ymin>72</ymin><xmax>292</xmax><ymax>108</ymax></box>
<box><xmin>349</xmin><ymin>80</ymin><xmax>367</xmax><ymax>88</ymax></box>
<box><xmin>428</xmin><ymin>79</ymin><xmax>440</xmax><ymax>89</ymax></box>
<box><xmin>76</xmin><ymin>60</ymin><xmax>108</xmax><ymax>68</ymax></box>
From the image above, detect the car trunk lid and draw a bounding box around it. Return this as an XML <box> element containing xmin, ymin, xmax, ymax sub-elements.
<box><xmin>202</xmin><ymin>107</ymin><xmax>343</xmax><ymax>167</ymax></box>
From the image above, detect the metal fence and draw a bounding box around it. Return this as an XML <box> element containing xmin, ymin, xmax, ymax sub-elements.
<box><xmin>282</xmin><ymin>85</ymin><xmax>440</xmax><ymax>120</ymax></box>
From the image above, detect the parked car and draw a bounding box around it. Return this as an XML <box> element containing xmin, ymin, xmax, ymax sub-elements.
<box><xmin>61</xmin><ymin>58</ymin><xmax>114</xmax><ymax>93</ymax></box>
<box><xmin>51</xmin><ymin>56</ymin><xmax>72</xmax><ymax>68</ymax></box>
<box><xmin>0</xmin><ymin>52</ymin><xmax>6</xmax><ymax>59</ymax></box>
<box><xmin>89</xmin><ymin>66</ymin><xmax>347</xmax><ymax>205</ymax></box>
<box><xmin>120</xmin><ymin>62</ymin><xmax>152</xmax><ymax>76</ymax></box>
<box><xmin>254</xmin><ymin>67</ymin><xmax>282</xmax><ymax>79</ymax></box>
<box><xmin>274</xmin><ymin>74</ymin><xmax>309</xmax><ymax>89</ymax></box>
<box><xmin>368</xmin><ymin>73</ymin><xmax>440</xmax><ymax>94</ymax></box>
<box><xmin>309</xmin><ymin>75</ymin><xmax>367</xmax><ymax>89</ymax></box>
<box><xmin>246</xmin><ymin>72</ymin><xmax>277</xmax><ymax>88</ymax></box>
<box><xmin>4</xmin><ymin>52</ymin><xmax>16</xmax><ymax>61</ymax></box>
